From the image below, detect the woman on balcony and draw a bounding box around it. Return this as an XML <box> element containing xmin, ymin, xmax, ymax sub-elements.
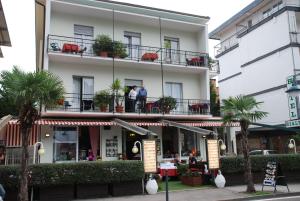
<box><xmin>129</xmin><ymin>86</ymin><xmax>137</xmax><ymax>113</ymax></box>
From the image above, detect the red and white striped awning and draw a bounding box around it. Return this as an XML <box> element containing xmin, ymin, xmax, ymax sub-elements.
<box><xmin>6</xmin><ymin>121</ymin><xmax>39</xmax><ymax>147</ymax></box>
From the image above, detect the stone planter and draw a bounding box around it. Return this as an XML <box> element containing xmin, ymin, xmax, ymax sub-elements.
<box><xmin>4</xmin><ymin>188</ymin><xmax>18</xmax><ymax>201</ymax></box>
<box><xmin>180</xmin><ymin>176</ymin><xmax>202</xmax><ymax>186</ymax></box>
<box><xmin>39</xmin><ymin>185</ymin><xmax>74</xmax><ymax>201</ymax></box>
<box><xmin>110</xmin><ymin>180</ymin><xmax>143</xmax><ymax>196</ymax></box>
<box><xmin>76</xmin><ymin>184</ymin><xmax>109</xmax><ymax>199</ymax></box>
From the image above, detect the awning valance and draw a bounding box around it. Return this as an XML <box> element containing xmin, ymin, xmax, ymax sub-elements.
<box><xmin>8</xmin><ymin>120</ymin><xmax>239</xmax><ymax>127</ymax></box>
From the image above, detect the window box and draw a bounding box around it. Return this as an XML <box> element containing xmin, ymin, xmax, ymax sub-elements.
<box><xmin>76</xmin><ymin>184</ymin><xmax>109</xmax><ymax>199</ymax></box>
<box><xmin>111</xmin><ymin>180</ymin><xmax>143</xmax><ymax>196</ymax></box>
<box><xmin>39</xmin><ymin>185</ymin><xmax>74</xmax><ymax>201</ymax></box>
<box><xmin>180</xmin><ymin>175</ymin><xmax>202</xmax><ymax>186</ymax></box>
<box><xmin>141</xmin><ymin>53</ymin><xmax>159</xmax><ymax>62</ymax></box>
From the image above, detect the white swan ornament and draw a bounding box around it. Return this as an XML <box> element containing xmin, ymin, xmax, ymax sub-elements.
<box><xmin>146</xmin><ymin>178</ymin><xmax>158</xmax><ymax>194</ymax></box>
<box><xmin>215</xmin><ymin>170</ymin><xmax>226</xmax><ymax>188</ymax></box>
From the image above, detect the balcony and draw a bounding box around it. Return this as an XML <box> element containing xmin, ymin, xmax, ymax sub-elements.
<box><xmin>47</xmin><ymin>93</ymin><xmax>210</xmax><ymax>116</ymax></box>
<box><xmin>47</xmin><ymin>35</ymin><xmax>209</xmax><ymax>69</ymax></box>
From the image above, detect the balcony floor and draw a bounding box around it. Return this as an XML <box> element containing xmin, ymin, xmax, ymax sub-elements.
<box><xmin>48</xmin><ymin>52</ymin><xmax>209</xmax><ymax>74</ymax></box>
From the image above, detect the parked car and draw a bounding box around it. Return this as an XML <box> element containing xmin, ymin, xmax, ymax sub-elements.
<box><xmin>249</xmin><ymin>150</ymin><xmax>277</xmax><ymax>155</ymax></box>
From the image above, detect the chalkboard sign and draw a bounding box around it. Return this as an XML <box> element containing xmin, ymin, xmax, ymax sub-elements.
<box><xmin>262</xmin><ymin>161</ymin><xmax>290</xmax><ymax>192</ymax></box>
<box><xmin>263</xmin><ymin>161</ymin><xmax>277</xmax><ymax>186</ymax></box>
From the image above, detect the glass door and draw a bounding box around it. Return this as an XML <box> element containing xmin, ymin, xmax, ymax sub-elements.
<box><xmin>124</xmin><ymin>32</ymin><xmax>141</xmax><ymax>60</ymax></box>
<box><xmin>73</xmin><ymin>77</ymin><xmax>94</xmax><ymax>111</ymax></box>
<box><xmin>165</xmin><ymin>82</ymin><xmax>183</xmax><ymax>113</ymax></box>
<box><xmin>164</xmin><ymin>37</ymin><xmax>179</xmax><ymax>64</ymax></box>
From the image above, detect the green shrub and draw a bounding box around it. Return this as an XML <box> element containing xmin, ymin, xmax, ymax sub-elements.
<box><xmin>0</xmin><ymin>161</ymin><xmax>144</xmax><ymax>187</ymax></box>
<box><xmin>220</xmin><ymin>154</ymin><xmax>300</xmax><ymax>174</ymax></box>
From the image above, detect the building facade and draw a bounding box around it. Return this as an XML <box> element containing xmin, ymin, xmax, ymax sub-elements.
<box><xmin>2</xmin><ymin>0</ymin><xmax>239</xmax><ymax>165</ymax></box>
<box><xmin>209</xmin><ymin>0</ymin><xmax>300</xmax><ymax>153</ymax></box>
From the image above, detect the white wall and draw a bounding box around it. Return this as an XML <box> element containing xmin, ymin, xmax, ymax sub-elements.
<box><xmin>50</xmin><ymin>11</ymin><xmax>204</xmax><ymax>52</ymax></box>
<box><xmin>40</xmin><ymin>125</ymin><xmax>54</xmax><ymax>163</ymax></box>
<box><xmin>49</xmin><ymin>61</ymin><xmax>207</xmax><ymax>100</ymax></box>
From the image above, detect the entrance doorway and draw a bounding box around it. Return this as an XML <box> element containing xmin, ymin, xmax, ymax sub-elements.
<box><xmin>122</xmin><ymin>128</ymin><xmax>147</xmax><ymax>160</ymax></box>
<box><xmin>79</xmin><ymin>126</ymin><xmax>100</xmax><ymax>161</ymax></box>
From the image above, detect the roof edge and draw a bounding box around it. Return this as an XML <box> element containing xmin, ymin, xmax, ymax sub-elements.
<box><xmin>209</xmin><ymin>0</ymin><xmax>264</xmax><ymax>39</ymax></box>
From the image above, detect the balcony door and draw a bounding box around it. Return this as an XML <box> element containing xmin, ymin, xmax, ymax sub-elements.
<box><xmin>73</xmin><ymin>76</ymin><xmax>94</xmax><ymax>111</ymax></box>
<box><xmin>164</xmin><ymin>37</ymin><xmax>180</xmax><ymax>64</ymax></box>
<box><xmin>74</xmin><ymin>25</ymin><xmax>94</xmax><ymax>55</ymax></box>
<box><xmin>124</xmin><ymin>31</ymin><xmax>141</xmax><ymax>60</ymax></box>
<box><xmin>165</xmin><ymin>82</ymin><xmax>183</xmax><ymax>113</ymax></box>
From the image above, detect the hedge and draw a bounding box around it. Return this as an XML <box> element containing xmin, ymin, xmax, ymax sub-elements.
<box><xmin>220</xmin><ymin>154</ymin><xmax>300</xmax><ymax>174</ymax></box>
<box><xmin>0</xmin><ymin>161</ymin><xmax>144</xmax><ymax>188</ymax></box>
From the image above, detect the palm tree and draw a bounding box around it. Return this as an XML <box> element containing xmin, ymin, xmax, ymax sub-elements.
<box><xmin>0</xmin><ymin>67</ymin><xmax>64</xmax><ymax>201</ymax></box>
<box><xmin>221</xmin><ymin>95</ymin><xmax>267</xmax><ymax>193</ymax></box>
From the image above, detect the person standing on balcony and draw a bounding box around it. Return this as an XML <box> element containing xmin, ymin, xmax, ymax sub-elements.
<box><xmin>129</xmin><ymin>86</ymin><xmax>137</xmax><ymax>112</ymax></box>
<box><xmin>138</xmin><ymin>86</ymin><xmax>147</xmax><ymax>113</ymax></box>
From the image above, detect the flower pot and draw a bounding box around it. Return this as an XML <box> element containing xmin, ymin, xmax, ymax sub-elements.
<box><xmin>100</xmin><ymin>105</ymin><xmax>108</xmax><ymax>112</ymax></box>
<box><xmin>115</xmin><ymin>105</ymin><xmax>124</xmax><ymax>113</ymax></box>
<box><xmin>180</xmin><ymin>176</ymin><xmax>202</xmax><ymax>186</ymax></box>
<box><xmin>99</xmin><ymin>51</ymin><xmax>108</xmax><ymax>57</ymax></box>
<box><xmin>57</xmin><ymin>98</ymin><xmax>64</xmax><ymax>106</ymax></box>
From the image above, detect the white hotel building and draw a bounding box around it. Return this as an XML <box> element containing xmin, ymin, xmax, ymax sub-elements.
<box><xmin>1</xmin><ymin>0</ymin><xmax>240</xmax><ymax>165</ymax></box>
<box><xmin>209</xmin><ymin>0</ymin><xmax>300</xmax><ymax>153</ymax></box>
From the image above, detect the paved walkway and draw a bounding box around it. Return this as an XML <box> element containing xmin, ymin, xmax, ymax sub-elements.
<box><xmin>76</xmin><ymin>184</ymin><xmax>300</xmax><ymax>201</ymax></box>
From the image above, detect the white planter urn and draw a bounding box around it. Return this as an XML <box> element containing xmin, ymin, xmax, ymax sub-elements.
<box><xmin>146</xmin><ymin>178</ymin><xmax>158</xmax><ymax>195</ymax></box>
<box><xmin>215</xmin><ymin>170</ymin><xmax>226</xmax><ymax>188</ymax></box>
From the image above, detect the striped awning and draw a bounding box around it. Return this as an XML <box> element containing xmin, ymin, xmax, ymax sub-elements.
<box><xmin>5</xmin><ymin>121</ymin><xmax>39</xmax><ymax>147</ymax></box>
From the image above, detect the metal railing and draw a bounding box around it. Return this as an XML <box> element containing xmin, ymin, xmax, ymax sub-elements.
<box><xmin>47</xmin><ymin>93</ymin><xmax>210</xmax><ymax>115</ymax></box>
<box><xmin>209</xmin><ymin>60</ymin><xmax>220</xmax><ymax>74</ymax></box>
<box><xmin>290</xmin><ymin>32</ymin><xmax>300</xmax><ymax>43</ymax></box>
<box><xmin>214</xmin><ymin>34</ymin><xmax>238</xmax><ymax>56</ymax></box>
<box><xmin>48</xmin><ymin>35</ymin><xmax>209</xmax><ymax>67</ymax></box>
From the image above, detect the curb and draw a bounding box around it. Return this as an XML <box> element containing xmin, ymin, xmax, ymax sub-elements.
<box><xmin>220</xmin><ymin>192</ymin><xmax>300</xmax><ymax>201</ymax></box>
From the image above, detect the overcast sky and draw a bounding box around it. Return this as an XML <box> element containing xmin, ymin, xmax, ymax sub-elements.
<box><xmin>0</xmin><ymin>0</ymin><xmax>253</xmax><ymax>72</ymax></box>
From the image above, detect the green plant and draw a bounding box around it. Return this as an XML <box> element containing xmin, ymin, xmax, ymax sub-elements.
<box><xmin>164</xmin><ymin>40</ymin><xmax>171</xmax><ymax>49</ymax></box>
<box><xmin>93</xmin><ymin>34</ymin><xmax>113</xmax><ymax>54</ymax></box>
<box><xmin>113</xmin><ymin>41</ymin><xmax>128</xmax><ymax>58</ymax></box>
<box><xmin>220</xmin><ymin>154</ymin><xmax>300</xmax><ymax>174</ymax></box>
<box><xmin>0</xmin><ymin>67</ymin><xmax>64</xmax><ymax>200</ymax></box>
<box><xmin>158</xmin><ymin>96</ymin><xmax>177</xmax><ymax>113</ymax></box>
<box><xmin>221</xmin><ymin>95</ymin><xmax>268</xmax><ymax>193</ymax></box>
<box><xmin>110</xmin><ymin>78</ymin><xmax>125</xmax><ymax>107</ymax></box>
<box><xmin>0</xmin><ymin>161</ymin><xmax>144</xmax><ymax>188</ymax></box>
<box><xmin>94</xmin><ymin>90</ymin><xmax>111</xmax><ymax>108</ymax></box>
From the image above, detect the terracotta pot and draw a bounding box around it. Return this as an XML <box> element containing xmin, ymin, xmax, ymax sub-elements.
<box><xmin>115</xmin><ymin>105</ymin><xmax>124</xmax><ymax>113</ymax></box>
<box><xmin>100</xmin><ymin>105</ymin><xmax>108</xmax><ymax>112</ymax></box>
<box><xmin>180</xmin><ymin>176</ymin><xmax>202</xmax><ymax>186</ymax></box>
<box><xmin>99</xmin><ymin>51</ymin><xmax>108</xmax><ymax>57</ymax></box>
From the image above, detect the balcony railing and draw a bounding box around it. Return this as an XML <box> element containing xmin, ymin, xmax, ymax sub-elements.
<box><xmin>48</xmin><ymin>35</ymin><xmax>209</xmax><ymax>67</ymax></box>
<box><xmin>209</xmin><ymin>60</ymin><xmax>220</xmax><ymax>74</ymax></box>
<box><xmin>47</xmin><ymin>93</ymin><xmax>210</xmax><ymax>115</ymax></box>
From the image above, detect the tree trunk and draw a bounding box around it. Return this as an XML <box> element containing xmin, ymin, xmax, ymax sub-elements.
<box><xmin>18</xmin><ymin>126</ymin><xmax>30</xmax><ymax>201</ymax></box>
<box><xmin>240</xmin><ymin>120</ymin><xmax>256</xmax><ymax>193</ymax></box>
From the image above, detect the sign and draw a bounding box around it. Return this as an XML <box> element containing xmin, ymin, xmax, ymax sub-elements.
<box><xmin>286</xmin><ymin>119</ymin><xmax>300</xmax><ymax>127</ymax></box>
<box><xmin>288</xmin><ymin>96</ymin><xmax>298</xmax><ymax>120</ymax></box>
<box><xmin>207</xmin><ymin>139</ymin><xmax>220</xmax><ymax>169</ymax></box>
<box><xmin>263</xmin><ymin>161</ymin><xmax>277</xmax><ymax>186</ymax></box>
<box><xmin>286</xmin><ymin>75</ymin><xmax>295</xmax><ymax>90</ymax></box>
<box><xmin>143</xmin><ymin>140</ymin><xmax>157</xmax><ymax>173</ymax></box>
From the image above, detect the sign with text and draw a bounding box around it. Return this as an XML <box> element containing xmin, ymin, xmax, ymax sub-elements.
<box><xmin>263</xmin><ymin>161</ymin><xmax>277</xmax><ymax>186</ymax></box>
<box><xmin>286</xmin><ymin>119</ymin><xmax>300</xmax><ymax>127</ymax></box>
<box><xmin>143</xmin><ymin>140</ymin><xmax>157</xmax><ymax>173</ymax></box>
<box><xmin>288</xmin><ymin>96</ymin><xmax>298</xmax><ymax>120</ymax></box>
<box><xmin>286</xmin><ymin>75</ymin><xmax>295</xmax><ymax>90</ymax></box>
<box><xmin>207</xmin><ymin>139</ymin><xmax>220</xmax><ymax>169</ymax></box>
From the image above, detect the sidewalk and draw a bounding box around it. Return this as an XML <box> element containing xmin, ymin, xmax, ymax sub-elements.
<box><xmin>76</xmin><ymin>184</ymin><xmax>300</xmax><ymax>201</ymax></box>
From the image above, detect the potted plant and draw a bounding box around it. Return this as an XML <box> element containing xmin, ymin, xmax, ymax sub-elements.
<box><xmin>93</xmin><ymin>34</ymin><xmax>113</xmax><ymax>57</ymax></box>
<box><xmin>94</xmin><ymin>90</ymin><xmax>111</xmax><ymax>112</ymax></box>
<box><xmin>56</xmin><ymin>97</ymin><xmax>64</xmax><ymax>106</ymax></box>
<box><xmin>141</xmin><ymin>53</ymin><xmax>159</xmax><ymax>61</ymax></box>
<box><xmin>110</xmin><ymin>78</ymin><xmax>125</xmax><ymax>113</ymax></box>
<box><xmin>113</xmin><ymin>41</ymin><xmax>128</xmax><ymax>59</ymax></box>
<box><xmin>158</xmin><ymin>96</ymin><xmax>177</xmax><ymax>113</ymax></box>
<box><xmin>177</xmin><ymin>164</ymin><xmax>203</xmax><ymax>186</ymax></box>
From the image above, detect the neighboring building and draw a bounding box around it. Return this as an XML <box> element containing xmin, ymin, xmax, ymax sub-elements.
<box><xmin>2</xmin><ymin>0</ymin><xmax>238</xmax><ymax>165</ymax></box>
<box><xmin>209</xmin><ymin>0</ymin><xmax>299</xmax><ymax>153</ymax></box>
<box><xmin>0</xmin><ymin>0</ymin><xmax>11</xmax><ymax>58</ymax></box>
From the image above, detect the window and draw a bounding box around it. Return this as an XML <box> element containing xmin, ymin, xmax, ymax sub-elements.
<box><xmin>124</xmin><ymin>79</ymin><xmax>143</xmax><ymax>112</ymax></box>
<box><xmin>54</xmin><ymin>127</ymin><xmax>78</xmax><ymax>162</ymax></box>
<box><xmin>164</xmin><ymin>37</ymin><xmax>179</xmax><ymax>64</ymax></box>
<box><xmin>73</xmin><ymin>76</ymin><xmax>94</xmax><ymax>111</ymax></box>
<box><xmin>124</xmin><ymin>31</ymin><xmax>141</xmax><ymax>59</ymax></box>
<box><xmin>180</xmin><ymin>129</ymin><xmax>200</xmax><ymax>157</ymax></box>
<box><xmin>5</xmin><ymin>147</ymin><xmax>34</xmax><ymax>165</ymax></box>
<box><xmin>162</xmin><ymin>127</ymin><xmax>178</xmax><ymax>158</ymax></box>
<box><xmin>74</xmin><ymin>25</ymin><xmax>94</xmax><ymax>54</ymax></box>
<box><xmin>165</xmin><ymin>82</ymin><xmax>183</xmax><ymax>113</ymax></box>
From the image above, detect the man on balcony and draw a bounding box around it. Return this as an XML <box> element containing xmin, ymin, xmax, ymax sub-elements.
<box><xmin>137</xmin><ymin>85</ymin><xmax>147</xmax><ymax>113</ymax></box>
<box><xmin>129</xmin><ymin>86</ymin><xmax>137</xmax><ymax>113</ymax></box>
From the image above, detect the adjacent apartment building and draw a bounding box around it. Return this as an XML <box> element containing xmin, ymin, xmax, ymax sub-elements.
<box><xmin>2</xmin><ymin>0</ymin><xmax>240</xmax><ymax>165</ymax></box>
<box><xmin>0</xmin><ymin>0</ymin><xmax>11</xmax><ymax>58</ymax></box>
<box><xmin>209</xmin><ymin>0</ymin><xmax>300</xmax><ymax>153</ymax></box>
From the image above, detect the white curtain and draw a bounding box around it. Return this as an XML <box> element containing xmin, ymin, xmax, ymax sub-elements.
<box><xmin>73</xmin><ymin>77</ymin><xmax>81</xmax><ymax>109</ymax></box>
<box><xmin>165</xmin><ymin>83</ymin><xmax>183</xmax><ymax>112</ymax></box>
<box><xmin>82</xmin><ymin>78</ymin><xmax>94</xmax><ymax>100</ymax></box>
